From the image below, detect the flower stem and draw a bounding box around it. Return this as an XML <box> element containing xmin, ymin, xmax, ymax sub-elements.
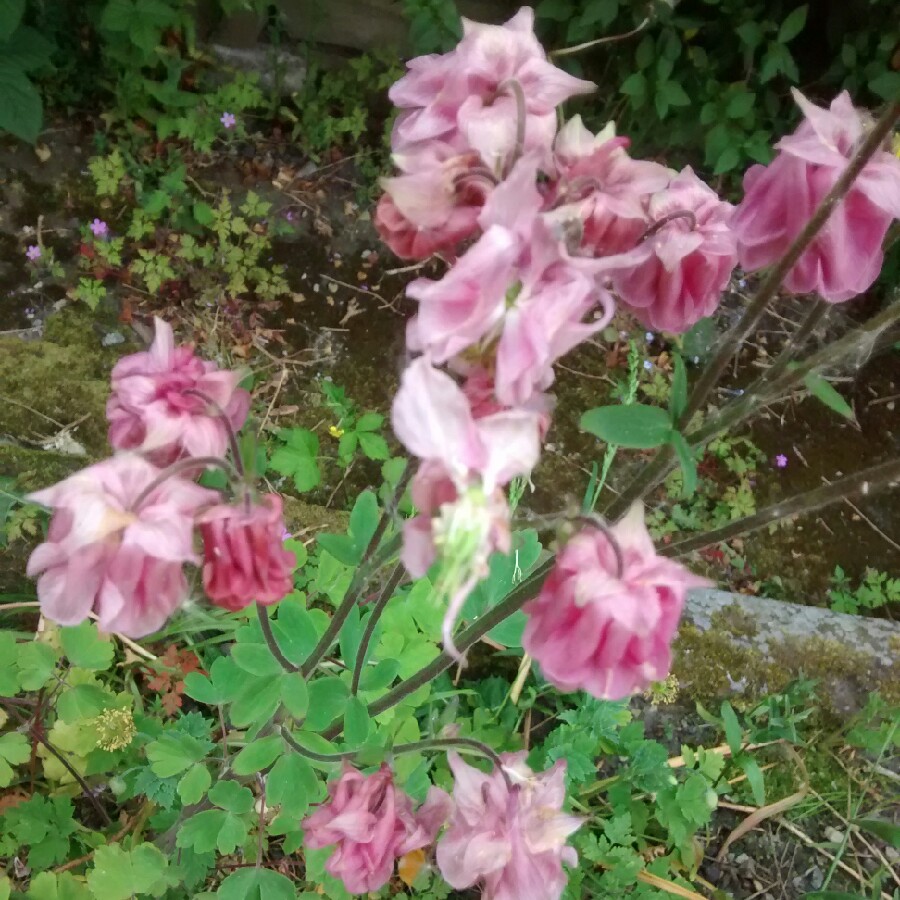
<box><xmin>350</xmin><ymin>563</ymin><xmax>406</xmax><ymax>695</ymax></box>
<box><xmin>639</xmin><ymin>209</ymin><xmax>697</xmax><ymax>241</ymax></box>
<box><xmin>498</xmin><ymin>78</ymin><xmax>526</xmax><ymax>175</ymax></box>
<box><xmin>605</xmin><ymin>99</ymin><xmax>900</xmax><ymax>521</ymax></box>
<box><xmin>131</xmin><ymin>456</ymin><xmax>236</xmax><ymax>511</ymax></box>
<box><xmin>280</xmin><ymin>727</ymin><xmax>509</xmax><ymax>783</ymax></box>
<box><xmin>661</xmin><ymin>457</ymin><xmax>900</xmax><ymax>558</ymax></box>
<box><xmin>300</xmin><ymin>465</ymin><xmax>413</xmax><ymax>677</ymax></box>
<box><xmin>256</xmin><ymin>602</ymin><xmax>299</xmax><ymax>673</ymax></box>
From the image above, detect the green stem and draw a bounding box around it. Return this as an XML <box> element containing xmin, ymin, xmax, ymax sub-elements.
<box><xmin>130</xmin><ymin>456</ymin><xmax>236</xmax><ymax>511</ymax></box>
<box><xmin>661</xmin><ymin>457</ymin><xmax>900</xmax><ymax>558</ymax></box>
<box><xmin>300</xmin><ymin>466</ymin><xmax>412</xmax><ymax>677</ymax></box>
<box><xmin>350</xmin><ymin>563</ymin><xmax>405</xmax><ymax>695</ymax></box>
<box><xmin>256</xmin><ymin>602</ymin><xmax>299</xmax><ymax>673</ymax></box>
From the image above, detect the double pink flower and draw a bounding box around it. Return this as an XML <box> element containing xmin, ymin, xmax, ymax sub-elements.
<box><xmin>303</xmin><ymin>764</ymin><xmax>450</xmax><ymax>894</ymax></box>
<box><xmin>523</xmin><ymin>504</ymin><xmax>709</xmax><ymax>699</ymax></box>
<box><xmin>107</xmin><ymin>318</ymin><xmax>250</xmax><ymax>466</ymax></box>
<box><xmin>731</xmin><ymin>90</ymin><xmax>900</xmax><ymax>302</ymax></box>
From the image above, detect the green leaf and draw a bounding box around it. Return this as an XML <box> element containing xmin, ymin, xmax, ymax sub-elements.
<box><xmin>669</xmin><ymin>431</ymin><xmax>698</xmax><ymax>496</ymax></box>
<box><xmin>4</xmin><ymin>27</ymin><xmax>54</xmax><ymax>73</ymax></box>
<box><xmin>176</xmin><ymin>809</ymin><xmax>229</xmax><ymax>853</ymax></box>
<box><xmin>581</xmin><ymin>404</ymin><xmax>673</xmax><ymax>449</ymax></box>
<box><xmin>0</xmin><ymin>0</ymin><xmax>24</xmax><ymax>39</ymax></box>
<box><xmin>343</xmin><ymin>697</ymin><xmax>371</xmax><ymax>746</ymax></box>
<box><xmin>230</xmin><ymin>675</ymin><xmax>282</xmax><ymax>727</ymax></box>
<box><xmin>216</xmin><ymin>868</ymin><xmax>297</xmax><ymax>900</ymax></box>
<box><xmin>209</xmin><ymin>779</ymin><xmax>255</xmax><ymax>814</ymax></box>
<box><xmin>535</xmin><ymin>0</ymin><xmax>574</xmax><ymax>22</ymax></box>
<box><xmin>281</xmin><ymin>672</ymin><xmax>310</xmax><ymax>719</ymax></box>
<box><xmin>726</xmin><ymin>91</ymin><xmax>755</xmax><ymax>119</ymax></box>
<box><xmin>273</xmin><ymin>600</ymin><xmax>319</xmax><ymax>665</ymax></box>
<box><xmin>803</xmin><ymin>894</ymin><xmax>867</xmax><ymax>899</ymax></box>
<box><xmin>853</xmin><ymin>817</ymin><xmax>900</xmax><ymax>849</ymax></box>
<box><xmin>635</xmin><ymin>35</ymin><xmax>654</xmax><ymax>69</ymax></box>
<box><xmin>720</xmin><ymin>702</ymin><xmax>742</xmax><ymax>756</ymax></box>
<box><xmin>740</xmin><ymin>755</ymin><xmax>766</xmax><ymax>806</ymax></box>
<box><xmin>183</xmin><ymin>672</ymin><xmax>222</xmax><ymax>705</ymax></box>
<box><xmin>231</xmin><ymin>643</ymin><xmax>285</xmax><ymax>678</ymax></box>
<box><xmin>659</xmin><ymin>80</ymin><xmax>690</xmax><ymax>107</ymax></box>
<box><xmin>86</xmin><ymin>843</ymin><xmax>170</xmax><ymax>900</ymax></box>
<box><xmin>360</xmin><ymin>659</ymin><xmax>400</xmax><ymax>692</ymax></box>
<box><xmin>17</xmin><ymin>642</ymin><xmax>57</xmax><ymax>690</ymax></box>
<box><xmin>0</xmin><ymin>733</ymin><xmax>29</xmax><ymax>787</ymax></box>
<box><xmin>620</xmin><ymin>72</ymin><xmax>647</xmax><ymax>98</ymax></box>
<box><xmin>669</xmin><ymin>353</ymin><xmax>688</xmax><ymax>421</ymax></box>
<box><xmin>803</xmin><ymin>373</ymin><xmax>854</xmax><ymax>420</ymax></box>
<box><xmin>177</xmin><ymin>763</ymin><xmax>212</xmax><ymax>805</ymax></box>
<box><xmin>0</xmin><ymin>633</ymin><xmax>19</xmax><ymax>694</ymax></box>
<box><xmin>778</xmin><ymin>5</ymin><xmax>807</xmax><ymax>42</ymax></box>
<box><xmin>99</xmin><ymin>0</ymin><xmax>132</xmax><ymax>31</ymax></box>
<box><xmin>270</xmin><ymin>429</ymin><xmax>321</xmax><ymax>493</ymax></box>
<box><xmin>358</xmin><ymin>431</ymin><xmax>389</xmax><ymax>460</ymax></box>
<box><xmin>268</xmin><ymin>752</ymin><xmax>321</xmax><ymax>817</ymax></box>
<box><xmin>193</xmin><ymin>202</ymin><xmax>215</xmax><ymax>226</ymax></box>
<box><xmin>355</xmin><ymin>412</ymin><xmax>383</xmax><ymax>432</ymax></box>
<box><xmin>488</xmin><ymin>609</ymin><xmax>528</xmax><ymax>648</ymax></box>
<box><xmin>0</xmin><ymin>64</ymin><xmax>41</xmax><ymax>141</ymax></box>
<box><xmin>27</xmin><ymin>871</ymin><xmax>92</xmax><ymax>900</ymax></box>
<box><xmin>146</xmin><ymin>733</ymin><xmax>211</xmax><ymax>778</ymax></box>
<box><xmin>868</xmin><ymin>71</ymin><xmax>900</xmax><ymax>101</ymax></box>
<box><xmin>232</xmin><ymin>736</ymin><xmax>284</xmax><ymax>775</ymax></box>
<box><xmin>57</xmin><ymin>685</ymin><xmax>111</xmax><ymax>723</ymax></box>
<box><xmin>305</xmin><ymin>677</ymin><xmax>349</xmax><ymax>732</ymax></box>
<box><xmin>60</xmin><ymin>623</ymin><xmax>114</xmax><ymax>671</ymax></box>
<box><xmin>714</xmin><ymin>146</ymin><xmax>741</xmax><ymax>174</ymax></box>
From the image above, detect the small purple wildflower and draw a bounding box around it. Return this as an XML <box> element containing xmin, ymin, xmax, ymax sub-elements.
<box><xmin>645</xmin><ymin>331</ymin><xmax>655</xmax><ymax>342</ymax></box>
<box><xmin>90</xmin><ymin>218</ymin><xmax>109</xmax><ymax>238</ymax></box>
<box><xmin>220</xmin><ymin>112</ymin><xmax>237</xmax><ymax>129</ymax></box>
<box><xmin>285</xmin><ymin>211</ymin><xmax>295</xmax><ymax>222</ymax></box>
<box><xmin>643</xmin><ymin>360</ymin><xmax>653</xmax><ymax>371</ymax></box>
<box><xmin>775</xmin><ymin>454</ymin><xmax>788</xmax><ymax>469</ymax></box>
<box><xmin>25</xmin><ymin>245</ymin><xmax>41</xmax><ymax>261</ymax></box>
<box><xmin>281</xmin><ymin>527</ymin><xmax>291</xmax><ymax>542</ymax></box>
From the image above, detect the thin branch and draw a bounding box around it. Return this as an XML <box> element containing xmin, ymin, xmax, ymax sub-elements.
<box><xmin>184</xmin><ymin>389</ymin><xmax>245</xmax><ymax>478</ymax></box>
<box><xmin>661</xmin><ymin>458</ymin><xmax>900</xmax><ymax>558</ymax></box>
<box><xmin>300</xmin><ymin>466</ymin><xmax>413</xmax><ymax>677</ymax></box>
<box><xmin>350</xmin><ymin>564</ymin><xmax>405</xmax><ymax>695</ymax></box>
<box><xmin>39</xmin><ymin>737</ymin><xmax>112</xmax><ymax>826</ymax></box>
<box><xmin>256</xmin><ymin>602</ymin><xmax>299</xmax><ymax>673</ymax></box>
<box><xmin>551</xmin><ymin>17</ymin><xmax>650</xmax><ymax>58</ymax></box>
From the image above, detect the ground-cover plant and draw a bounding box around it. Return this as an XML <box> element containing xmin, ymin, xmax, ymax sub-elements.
<box><xmin>3</xmin><ymin>6</ymin><xmax>900</xmax><ymax>899</ymax></box>
<box><xmin>828</xmin><ymin>565</ymin><xmax>900</xmax><ymax>616</ymax></box>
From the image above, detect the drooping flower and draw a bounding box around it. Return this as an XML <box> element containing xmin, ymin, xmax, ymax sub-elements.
<box><xmin>25</xmin><ymin>454</ymin><xmax>217</xmax><ymax>638</ymax></box>
<box><xmin>392</xmin><ymin>358</ymin><xmax>541</xmax><ymax>651</ymax></box>
<box><xmin>390</xmin><ymin>8</ymin><xmax>593</xmax><ymax>171</ymax></box>
<box><xmin>220</xmin><ymin>112</ymin><xmax>237</xmax><ymax>129</ymax></box>
<box><xmin>89</xmin><ymin>218</ymin><xmax>109</xmax><ymax>238</ymax></box>
<box><xmin>731</xmin><ymin>90</ymin><xmax>900</xmax><ymax>302</ymax></box>
<box><xmin>198</xmin><ymin>493</ymin><xmax>294</xmax><ymax>611</ymax></box>
<box><xmin>303</xmin><ymin>764</ymin><xmax>450</xmax><ymax>895</ymax></box>
<box><xmin>375</xmin><ymin>148</ymin><xmax>492</xmax><ymax>260</ymax></box>
<box><xmin>436</xmin><ymin>752</ymin><xmax>582</xmax><ymax>900</ymax></box>
<box><xmin>26</xmin><ymin>245</ymin><xmax>41</xmax><ymax>261</ymax></box>
<box><xmin>522</xmin><ymin>503</ymin><xmax>710</xmax><ymax>699</ymax></box>
<box><xmin>107</xmin><ymin>318</ymin><xmax>250</xmax><ymax>467</ymax></box>
<box><xmin>611</xmin><ymin>167</ymin><xmax>738</xmax><ymax>333</ymax></box>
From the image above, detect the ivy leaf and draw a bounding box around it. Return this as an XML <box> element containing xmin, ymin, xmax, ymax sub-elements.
<box><xmin>60</xmin><ymin>623</ymin><xmax>114</xmax><ymax>671</ymax></box>
<box><xmin>581</xmin><ymin>404</ymin><xmax>673</xmax><ymax>449</ymax></box>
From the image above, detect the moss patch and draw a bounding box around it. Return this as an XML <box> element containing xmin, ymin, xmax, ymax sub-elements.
<box><xmin>282</xmin><ymin>497</ymin><xmax>350</xmax><ymax>535</ymax></box>
<box><xmin>0</xmin><ymin>312</ymin><xmax>115</xmax><ymax>456</ymax></box>
<box><xmin>673</xmin><ymin>605</ymin><xmax>900</xmax><ymax>719</ymax></box>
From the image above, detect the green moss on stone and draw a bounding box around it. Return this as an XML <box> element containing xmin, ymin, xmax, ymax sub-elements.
<box><xmin>0</xmin><ymin>445</ymin><xmax>85</xmax><ymax>491</ymax></box>
<box><xmin>282</xmin><ymin>497</ymin><xmax>350</xmax><ymax>535</ymax></box>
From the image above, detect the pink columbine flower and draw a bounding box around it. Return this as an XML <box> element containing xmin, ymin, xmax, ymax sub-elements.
<box><xmin>220</xmin><ymin>112</ymin><xmax>236</xmax><ymax>129</ymax></box>
<box><xmin>26</xmin><ymin>245</ymin><xmax>41</xmax><ymax>261</ymax></box>
<box><xmin>25</xmin><ymin>455</ymin><xmax>217</xmax><ymax>638</ymax></box>
<box><xmin>436</xmin><ymin>752</ymin><xmax>583</xmax><ymax>900</ymax></box>
<box><xmin>730</xmin><ymin>90</ymin><xmax>900</xmax><ymax>302</ymax></box>
<box><xmin>392</xmin><ymin>358</ymin><xmax>542</xmax><ymax>652</ymax></box>
<box><xmin>302</xmin><ymin>764</ymin><xmax>450</xmax><ymax>895</ymax></box>
<box><xmin>90</xmin><ymin>218</ymin><xmax>109</xmax><ymax>238</ymax></box>
<box><xmin>611</xmin><ymin>167</ymin><xmax>738</xmax><ymax>333</ymax></box>
<box><xmin>390</xmin><ymin>8</ymin><xmax>593</xmax><ymax>170</ymax></box>
<box><xmin>522</xmin><ymin>503</ymin><xmax>710</xmax><ymax>699</ymax></box>
<box><xmin>198</xmin><ymin>493</ymin><xmax>294</xmax><ymax>611</ymax></box>
<box><xmin>107</xmin><ymin>318</ymin><xmax>250</xmax><ymax>467</ymax></box>
<box><xmin>775</xmin><ymin>453</ymin><xmax>788</xmax><ymax>468</ymax></box>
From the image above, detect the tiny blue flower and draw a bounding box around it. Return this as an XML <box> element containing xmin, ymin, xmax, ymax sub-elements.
<box><xmin>645</xmin><ymin>331</ymin><xmax>655</xmax><ymax>342</ymax></box>
<box><xmin>643</xmin><ymin>360</ymin><xmax>653</xmax><ymax>371</ymax></box>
